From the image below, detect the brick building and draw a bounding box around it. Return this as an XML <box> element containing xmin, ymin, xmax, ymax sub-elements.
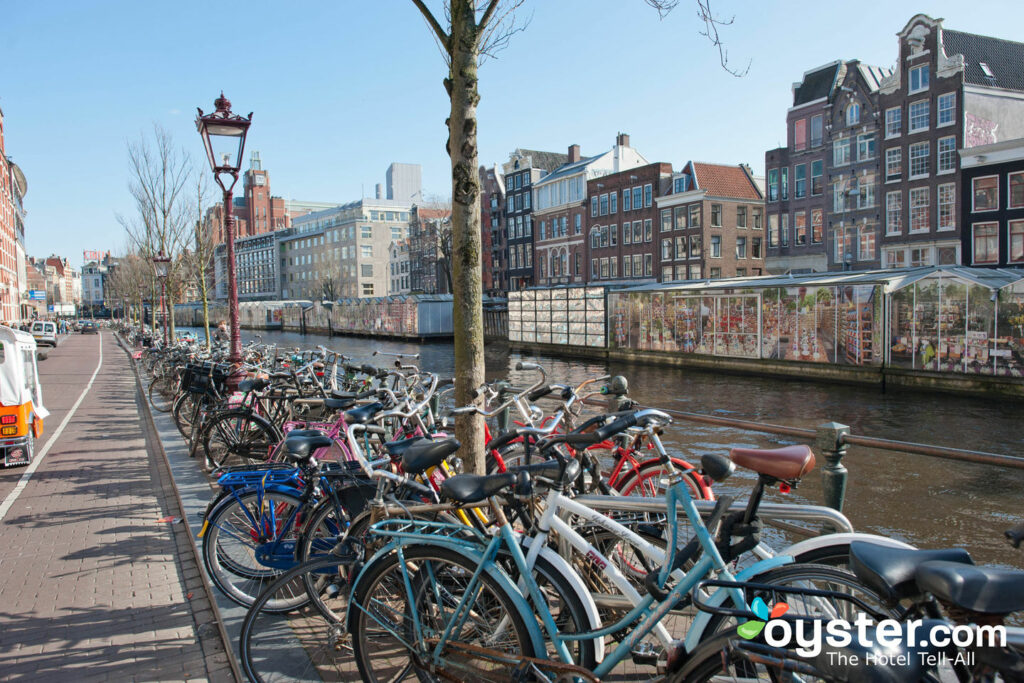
<box><xmin>501</xmin><ymin>149</ymin><xmax>567</xmax><ymax>291</ymax></box>
<box><xmin>0</xmin><ymin>109</ymin><xmax>24</xmax><ymax>321</ymax></box>
<box><xmin>534</xmin><ymin>135</ymin><xmax>647</xmax><ymax>287</ymax></box>
<box><xmin>207</xmin><ymin>151</ymin><xmax>290</xmax><ymax>245</ymax></box>
<box><xmin>586</xmin><ymin>162</ymin><xmax>671</xmax><ymax>283</ymax></box>
<box><xmin>479</xmin><ymin>165</ymin><xmax>505</xmax><ymax>295</ymax></box>
<box><xmin>959</xmin><ymin>138</ymin><xmax>1024</xmax><ymax>266</ymax></box>
<box><xmin>656</xmin><ymin>162</ymin><xmax>765</xmax><ymax>280</ymax></box>
<box><xmin>408</xmin><ymin>205</ymin><xmax>451</xmax><ymax>295</ymax></box>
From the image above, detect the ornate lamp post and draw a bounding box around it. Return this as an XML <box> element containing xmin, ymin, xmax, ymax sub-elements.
<box><xmin>152</xmin><ymin>251</ymin><xmax>171</xmax><ymax>345</ymax></box>
<box><xmin>196</xmin><ymin>93</ymin><xmax>251</xmax><ymax>374</ymax></box>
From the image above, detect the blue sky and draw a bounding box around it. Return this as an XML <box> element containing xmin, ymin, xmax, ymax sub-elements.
<box><xmin>5</xmin><ymin>0</ymin><xmax>1024</xmax><ymax>264</ymax></box>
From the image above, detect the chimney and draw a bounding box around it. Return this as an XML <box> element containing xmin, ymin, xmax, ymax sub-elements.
<box><xmin>568</xmin><ymin>144</ymin><xmax>581</xmax><ymax>163</ymax></box>
<box><xmin>375</xmin><ymin>183</ymin><xmax>383</xmax><ymax>199</ymax></box>
<box><xmin>616</xmin><ymin>133</ymin><xmax>630</xmax><ymax>148</ymax></box>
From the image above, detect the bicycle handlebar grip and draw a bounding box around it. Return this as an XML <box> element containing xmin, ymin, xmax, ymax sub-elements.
<box><xmin>362</xmin><ymin>425</ymin><xmax>387</xmax><ymax>437</ymax></box>
<box><xmin>527</xmin><ymin>385</ymin><xmax>554</xmax><ymax>402</ymax></box>
<box><xmin>515</xmin><ymin>361</ymin><xmax>540</xmax><ymax>371</ymax></box>
<box><xmin>360</xmin><ymin>364</ymin><xmax>377</xmax><ymax>375</ymax></box>
<box><xmin>437</xmin><ymin>377</ymin><xmax>455</xmax><ymax>387</ymax></box>
<box><xmin>593</xmin><ymin>413</ymin><xmax>638</xmax><ymax>441</ymax></box>
<box><xmin>486</xmin><ymin>429</ymin><xmax>523</xmax><ymax>453</ymax></box>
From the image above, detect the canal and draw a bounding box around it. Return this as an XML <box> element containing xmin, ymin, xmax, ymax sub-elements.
<box><xmin>187</xmin><ymin>327</ymin><xmax>1024</xmax><ymax>569</ymax></box>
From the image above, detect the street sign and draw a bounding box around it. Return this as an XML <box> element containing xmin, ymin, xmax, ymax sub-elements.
<box><xmin>47</xmin><ymin>305</ymin><xmax>54</xmax><ymax>312</ymax></box>
<box><xmin>28</xmin><ymin>290</ymin><xmax>46</xmax><ymax>301</ymax></box>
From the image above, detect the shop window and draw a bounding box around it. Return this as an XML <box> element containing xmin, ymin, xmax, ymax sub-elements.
<box><xmin>1009</xmin><ymin>221</ymin><xmax>1024</xmax><ymax>264</ymax></box>
<box><xmin>973</xmin><ymin>176</ymin><xmax>999</xmax><ymax>211</ymax></box>
<box><xmin>972</xmin><ymin>223</ymin><xmax>999</xmax><ymax>264</ymax></box>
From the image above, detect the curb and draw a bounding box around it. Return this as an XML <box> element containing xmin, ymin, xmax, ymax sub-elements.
<box><xmin>117</xmin><ymin>333</ymin><xmax>243</xmax><ymax>682</ymax></box>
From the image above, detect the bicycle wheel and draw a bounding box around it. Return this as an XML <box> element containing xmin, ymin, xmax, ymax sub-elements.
<box><xmin>172</xmin><ymin>392</ymin><xmax>201</xmax><ymax>440</ymax></box>
<box><xmin>239</xmin><ymin>555</ymin><xmax>357</xmax><ymax>682</ymax></box>
<box><xmin>614</xmin><ymin>457</ymin><xmax>710</xmax><ymax>500</ymax></box>
<box><xmin>201</xmin><ymin>489</ymin><xmax>309</xmax><ymax>612</ymax></box>
<box><xmin>349</xmin><ymin>545</ymin><xmax>536</xmax><ymax>683</ymax></box>
<box><xmin>148</xmin><ymin>375</ymin><xmax>175</xmax><ymax>413</ymax></box>
<box><xmin>202</xmin><ymin>409</ymin><xmax>279</xmax><ymax>469</ymax></box>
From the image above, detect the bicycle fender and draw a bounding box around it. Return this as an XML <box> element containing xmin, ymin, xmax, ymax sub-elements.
<box><xmin>682</xmin><ymin>554</ymin><xmax>793</xmax><ymax>654</ymax></box>
<box><xmin>783</xmin><ymin>532</ymin><xmax>915</xmax><ymax>562</ymax></box>
<box><xmin>520</xmin><ymin>536</ymin><xmax>605</xmax><ymax>664</ymax></box>
<box><xmin>347</xmin><ymin>540</ymin><xmax>548</xmax><ymax>658</ymax></box>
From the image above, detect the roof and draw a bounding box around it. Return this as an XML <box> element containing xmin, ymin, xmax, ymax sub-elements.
<box><xmin>415</xmin><ymin>207</ymin><xmax>450</xmax><ymax>220</ymax></box>
<box><xmin>690</xmin><ymin>162</ymin><xmax>762</xmax><ymax>200</ymax></box>
<box><xmin>793</xmin><ymin>62</ymin><xmax>841</xmax><ymax>105</ymax></box>
<box><xmin>856</xmin><ymin>63</ymin><xmax>891</xmax><ymax>91</ymax></box>
<box><xmin>943</xmin><ymin>29</ymin><xmax>1024</xmax><ymax>92</ymax></box>
<box><xmin>533</xmin><ymin>155</ymin><xmax>596</xmax><ymax>186</ymax></box>
<box><xmin>511</xmin><ymin>149</ymin><xmax>569</xmax><ymax>173</ymax></box>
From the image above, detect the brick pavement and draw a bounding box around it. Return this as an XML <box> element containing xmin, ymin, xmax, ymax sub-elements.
<box><xmin>0</xmin><ymin>332</ymin><xmax>233</xmax><ymax>682</ymax></box>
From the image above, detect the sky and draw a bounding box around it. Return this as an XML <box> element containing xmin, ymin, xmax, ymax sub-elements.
<box><xmin>5</xmin><ymin>0</ymin><xmax>1024</xmax><ymax>265</ymax></box>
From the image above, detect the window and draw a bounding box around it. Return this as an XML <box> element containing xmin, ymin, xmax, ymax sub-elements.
<box><xmin>794</xmin><ymin>165</ymin><xmax>806</xmax><ymax>198</ymax></box>
<box><xmin>909</xmin><ymin>100</ymin><xmax>929</xmax><ymax>132</ymax></box>
<box><xmin>362</xmin><ymin>283</ymin><xmax>374</xmax><ymax>296</ymax></box>
<box><xmin>574</xmin><ymin>214</ymin><xmax>581</xmax><ymax>234</ymax></box>
<box><xmin>737</xmin><ymin>206</ymin><xmax>747</xmax><ymax>227</ymax></box>
<box><xmin>673</xmin><ymin>206</ymin><xmax>686</xmax><ymax>230</ymax></box>
<box><xmin>811</xmin><ymin>209</ymin><xmax>823</xmax><ymax>244</ymax></box>
<box><xmin>858</xmin><ymin>180</ymin><xmax>875</xmax><ymax>210</ymax></box>
<box><xmin>591</xmin><ymin>228</ymin><xmax>600</xmax><ymax>249</ymax></box>
<box><xmin>910</xmin><ymin>187</ymin><xmax>930</xmax><ymax>233</ymax></box>
<box><xmin>527</xmin><ymin>215</ymin><xmax>533</xmax><ymax>236</ymax></box>
<box><xmin>859</xmin><ymin>227</ymin><xmax>876</xmax><ymax>261</ymax></box>
<box><xmin>610</xmin><ymin>224</ymin><xmax>618</xmax><ymax>246</ymax></box>
<box><xmin>624</xmin><ymin>257</ymin><xmax>633</xmax><ymax>277</ymax></box>
<box><xmin>780</xmin><ymin>214</ymin><xmax>789</xmax><ymax>246</ymax></box>
<box><xmin>768</xmin><ymin>169</ymin><xmax>779</xmax><ymax>201</ymax></box>
<box><xmin>1010</xmin><ymin>221</ymin><xmax>1024</xmax><ymax>263</ymax></box>
<box><xmin>644</xmin><ymin>254</ymin><xmax>653</xmax><ymax>276</ymax></box>
<box><xmin>910</xmin><ymin>142</ymin><xmax>929</xmax><ymax>178</ymax></box>
<box><xmin>623</xmin><ymin>222</ymin><xmax>632</xmax><ymax>245</ymax></box>
<box><xmin>599</xmin><ymin>226</ymin><xmax>608</xmax><ymax>248</ymax></box>
<box><xmin>633</xmin><ymin>254</ymin><xmax>643</xmax><ymax>276</ymax></box>
<box><xmin>909</xmin><ymin>65</ymin><xmax>929</xmax><ymax>94</ymax></box>
<box><xmin>885</xmin><ymin>148</ymin><xmax>902</xmax><ymax>182</ymax></box>
<box><xmin>661</xmin><ymin>209</ymin><xmax>672</xmax><ymax>232</ymax></box>
<box><xmin>857</xmin><ymin>133</ymin><xmax>876</xmax><ymax>161</ymax></box>
<box><xmin>622</xmin><ymin>189</ymin><xmax>631</xmax><ymax>212</ymax></box>
<box><xmin>810</xmin><ymin>115</ymin><xmax>823</xmax><ymax>147</ymax></box>
<box><xmin>591</xmin><ymin>259</ymin><xmax>598</xmax><ymax>278</ymax></box>
<box><xmin>811</xmin><ymin>160</ymin><xmax>823</xmax><ymax>196</ymax></box>
<box><xmin>644</xmin><ymin>184</ymin><xmax>652</xmax><ymax>207</ymax></box>
<box><xmin>1011</xmin><ymin>172</ymin><xmax>1024</xmax><ymax>209</ymax></box>
<box><xmin>689</xmin><ymin>205</ymin><xmax>700</xmax><ymax>227</ymax></box>
<box><xmin>937</xmin><ymin>136</ymin><xmax>956</xmax><ymax>173</ymax></box>
<box><xmin>609</xmin><ymin>192</ymin><xmax>617</xmax><ymax>214</ymax></box>
<box><xmin>833</xmin><ymin>181</ymin><xmax>846</xmax><ymax>213</ymax></box>
<box><xmin>711</xmin><ymin>204</ymin><xmax>722</xmax><ymax>227</ymax></box>
<box><xmin>610</xmin><ymin>257</ymin><xmax>618</xmax><ymax>279</ymax></box>
<box><xmin>360</xmin><ymin>245</ymin><xmax>373</xmax><ymax>257</ymax></box>
<box><xmin>886</xmin><ymin>192</ymin><xmax>903</xmax><ymax>235</ymax></box>
<box><xmin>599</xmin><ymin>193</ymin><xmax>608</xmax><ymax>216</ymax></box>
<box><xmin>644</xmin><ymin>219</ymin><xmax>653</xmax><ymax>242</ymax></box>
<box><xmin>938</xmin><ymin>184</ymin><xmax>955</xmax><ymax>231</ymax></box>
<box><xmin>910</xmin><ymin>247</ymin><xmax>930</xmax><ymax>267</ymax></box>
<box><xmin>973</xmin><ymin>223</ymin><xmax>999</xmax><ymax>264</ymax></box>
<box><xmin>768</xmin><ymin>214</ymin><xmax>779</xmax><ymax>247</ymax></box>
<box><xmin>633</xmin><ymin>220</ymin><xmax>643</xmax><ymax>243</ymax></box>
<box><xmin>661</xmin><ymin>266</ymin><xmax>672</xmax><ymax>281</ymax></box>
<box><xmin>600</xmin><ymin>258</ymin><xmax>608</xmax><ymax>279</ymax></box>
<box><xmin>885</xmin><ymin>250</ymin><xmax>906</xmax><ymax>269</ymax></box>
<box><xmin>753</xmin><ymin>207</ymin><xmax>763</xmax><ymax>229</ymax></box>
<box><xmin>736</xmin><ymin>236</ymin><xmax>747</xmax><ymax>258</ymax></box>
<box><xmin>662</xmin><ymin>239</ymin><xmax>672</xmax><ymax>260</ymax></box>
<box><xmin>973</xmin><ymin>176</ymin><xmax>999</xmax><ymax>211</ymax></box>
<box><xmin>736</xmin><ymin>268</ymin><xmax>747</xmax><ymax>277</ymax></box>
<box><xmin>361</xmin><ymin>264</ymin><xmax>373</xmax><ymax>277</ymax></box>
<box><xmin>632</xmin><ymin>187</ymin><xmax>642</xmax><ymax>210</ymax></box>
<box><xmin>781</xmin><ymin>168</ymin><xmax>789</xmax><ymax>200</ymax></box>
<box><xmin>573</xmin><ymin>252</ymin><xmax>579</xmax><ymax>274</ymax></box>
<box><xmin>833</xmin><ymin>138</ymin><xmax>851</xmax><ymax>166</ymax></box>
<box><xmin>507</xmin><ymin>196</ymin><xmax>515</xmax><ymax>213</ymax></box>
<box><xmin>794</xmin><ymin>212</ymin><xmax>807</xmax><ymax>245</ymax></box>
<box><xmin>847</xmin><ymin>102</ymin><xmax>860</xmax><ymax>126</ymax></box>
<box><xmin>937</xmin><ymin>92</ymin><xmax>955</xmax><ymax>126</ymax></box>
<box><xmin>752</xmin><ymin>237</ymin><xmax>762</xmax><ymax>259</ymax></box>
<box><xmin>794</xmin><ymin>118</ymin><xmax>806</xmax><ymax>151</ymax></box>
<box><xmin>590</xmin><ymin>196</ymin><xmax>598</xmax><ymax>217</ymax></box>
<box><xmin>710</xmin><ymin>267</ymin><xmax>721</xmax><ymax>279</ymax></box>
<box><xmin>688</xmin><ymin>265</ymin><xmax>702</xmax><ymax>279</ymax></box>
<box><xmin>538</xmin><ymin>220</ymin><xmax>546</xmax><ymax>240</ymax></box>
<box><xmin>689</xmin><ymin>234</ymin><xmax>702</xmax><ymax>258</ymax></box>
<box><xmin>675</xmin><ymin>236</ymin><xmax>686</xmax><ymax>259</ymax></box>
<box><xmin>523</xmin><ymin>192</ymin><xmax>531</xmax><ymax>209</ymax></box>
<box><xmin>885</xmin><ymin>107</ymin><xmax>902</xmax><ymax>138</ymax></box>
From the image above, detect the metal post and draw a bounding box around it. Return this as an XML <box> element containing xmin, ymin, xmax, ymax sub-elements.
<box><xmin>224</xmin><ymin>187</ymin><xmax>242</xmax><ymax>373</ymax></box>
<box><xmin>815</xmin><ymin>421</ymin><xmax>850</xmax><ymax>518</ymax></box>
<box><xmin>161</xmin><ymin>280</ymin><xmax>168</xmax><ymax>345</ymax></box>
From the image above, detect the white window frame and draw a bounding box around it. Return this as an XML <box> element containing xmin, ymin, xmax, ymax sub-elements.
<box><xmin>909</xmin><ymin>187</ymin><xmax>930</xmax><ymax>234</ymax></box>
<box><xmin>833</xmin><ymin>138</ymin><xmax>851</xmax><ymax>166</ymax></box>
<box><xmin>857</xmin><ymin>133</ymin><xmax>876</xmax><ymax>161</ymax></box>
<box><xmin>885</xmin><ymin>107</ymin><xmax>902</xmax><ymax>139</ymax></box>
<box><xmin>937</xmin><ymin>92</ymin><xmax>956</xmax><ymax>127</ymax></box>
<box><xmin>846</xmin><ymin>102</ymin><xmax>860</xmax><ymax>126</ymax></box>
<box><xmin>909</xmin><ymin>141</ymin><xmax>929</xmax><ymax>179</ymax></box>
<box><xmin>909</xmin><ymin>64</ymin><xmax>929</xmax><ymax>94</ymax></box>
<box><xmin>710</xmin><ymin>235</ymin><xmax>722</xmax><ymax>258</ymax></box>
<box><xmin>937</xmin><ymin>183</ymin><xmax>955</xmax><ymax>232</ymax></box>
<box><xmin>1011</xmin><ymin>172</ymin><xmax>1024</xmax><ymax>210</ymax></box>
<box><xmin>909</xmin><ymin>100</ymin><xmax>929</xmax><ymax>133</ymax></box>
<box><xmin>972</xmin><ymin>174</ymin><xmax>1000</xmax><ymax>212</ymax></box>
<box><xmin>972</xmin><ymin>221</ymin><xmax>999</xmax><ymax>265</ymax></box>
<box><xmin>937</xmin><ymin>136</ymin><xmax>956</xmax><ymax>174</ymax></box>
<box><xmin>885</xmin><ymin>148</ymin><xmax>902</xmax><ymax>183</ymax></box>
<box><xmin>886</xmin><ymin>191</ymin><xmax>902</xmax><ymax>235</ymax></box>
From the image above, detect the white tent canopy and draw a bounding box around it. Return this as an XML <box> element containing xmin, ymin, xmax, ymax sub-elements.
<box><xmin>0</xmin><ymin>327</ymin><xmax>48</xmax><ymax>420</ymax></box>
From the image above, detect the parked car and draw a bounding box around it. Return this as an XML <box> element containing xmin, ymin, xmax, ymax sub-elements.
<box><xmin>30</xmin><ymin>321</ymin><xmax>58</xmax><ymax>347</ymax></box>
<box><xmin>80</xmin><ymin>321</ymin><xmax>98</xmax><ymax>335</ymax></box>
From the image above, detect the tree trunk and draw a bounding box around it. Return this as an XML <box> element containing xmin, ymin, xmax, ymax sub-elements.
<box><xmin>200</xmin><ymin>273</ymin><xmax>211</xmax><ymax>350</ymax></box>
<box><xmin>448</xmin><ymin>0</ymin><xmax>486</xmax><ymax>474</ymax></box>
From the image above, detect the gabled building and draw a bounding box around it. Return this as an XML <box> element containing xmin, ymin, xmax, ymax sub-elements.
<box><xmin>501</xmin><ymin>149</ymin><xmax>568</xmax><ymax>291</ymax></box>
<box><xmin>408</xmin><ymin>205</ymin><xmax>451</xmax><ymax>295</ymax></box>
<box><xmin>533</xmin><ymin>135</ymin><xmax>647</xmax><ymax>287</ymax></box>
<box><xmin>479</xmin><ymin>164</ymin><xmax>505</xmax><ymax>296</ymax></box>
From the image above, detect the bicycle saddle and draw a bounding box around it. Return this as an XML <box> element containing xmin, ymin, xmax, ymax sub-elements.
<box><xmin>916</xmin><ymin>560</ymin><xmax>1024</xmax><ymax>614</ymax></box>
<box><xmin>384</xmin><ymin>436</ymin><xmax>428</xmax><ymax>458</ymax></box>
<box><xmin>344</xmin><ymin>402</ymin><xmax>384</xmax><ymax>425</ymax></box>
<box><xmin>283</xmin><ymin>430</ymin><xmax>333</xmax><ymax>463</ymax></box>
<box><xmin>440</xmin><ymin>472</ymin><xmax>516</xmax><ymax>504</ymax></box>
<box><xmin>324</xmin><ymin>396</ymin><xmax>357</xmax><ymax>411</ymax></box>
<box><xmin>401</xmin><ymin>438</ymin><xmax>461</xmax><ymax>475</ymax></box>
<box><xmin>238</xmin><ymin>377</ymin><xmax>269</xmax><ymax>393</ymax></box>
<box><xmin>805</xmin><ymin>618</ymin><xmax>951</xmax><ymax>683</ymax></box>
<box><xmin>849</xmin><ymin>541</ymin><xmax>973</xmax><ymax>604</ymax></box>
<box><xmin>729</xmin><ymin>445</ymin><xmax>815</xmax><ymax>481</ymax></box>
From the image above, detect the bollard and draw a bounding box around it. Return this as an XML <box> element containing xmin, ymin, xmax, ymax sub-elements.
<box><xmin>815</xmin><ymin>421</ymin><xmax>850</xmax><ymax>522</ymax></box>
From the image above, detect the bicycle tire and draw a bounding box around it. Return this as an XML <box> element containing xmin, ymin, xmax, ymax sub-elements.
<box><xmin>348</xmin><ymin>545</ymin><xmax>536</xmax><ymax>683</ymax></box>
<box><xmin>613</xmin><ymin>457</ymin><xmax>711</xmax><ymax>501</ymax></box>
<box><xmin>201</xmin><ymin>409</ymin><xmax>280</xmax><ymax>469</ymax></box>
<box><xmin>172</xmin><ymin>392</ymin><xmax>202</xmax><ymax>440</ymax></box>
<box><xmin>202</xmin><ymin>488</ymin><xmax>308</xmax><ymax>612</ymax></box>
<box><xmin>148</xmin><ymin>377</ymin><xmax>175</xmax><ymax>413</ymax></box>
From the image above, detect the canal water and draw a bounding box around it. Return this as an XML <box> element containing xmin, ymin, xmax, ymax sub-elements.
<box><xmin>185</xmin><ymin>327</ymin><xmax>1024</xmax><ymax>569</ymax></box>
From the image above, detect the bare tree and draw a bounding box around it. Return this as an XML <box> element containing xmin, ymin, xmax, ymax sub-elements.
<box><xmin>118</xmin><ymin>124</ymin><xmax>196</xmax><ymax>341</ymax></box>
<box><xmin>319</xmin><ymin>257</ymin><xmax>345</xmax><ymax>302</ymax></box>
<box><xmin>410</xmin><ymin>0</ymin><xmax>744</xmax><ymax>473</ymax></box>
<box><xmin>183</xmin><ymin>177</ymin><xmax>216</xmax><ymax>348</ymax></box>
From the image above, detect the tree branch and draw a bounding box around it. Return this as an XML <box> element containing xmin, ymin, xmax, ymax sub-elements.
<box><xmin>410</xmin><ymin>0</ymin><xmax>450</xmax><ymax>52</ymax></box>
<box><xmin>478</xmin><ymin>0</ymin><xmax>501</xmax><ymax>29</ymax></box>
<box><xmin>695</xmin><ymin>0</ymin><xmax>750</xmax><ymax>77</ymax></box>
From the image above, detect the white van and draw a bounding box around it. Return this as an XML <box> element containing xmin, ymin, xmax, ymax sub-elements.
<box><xmin>30</xmin><ymin>321</ymin><xmax>58</xmax><ymax>347</ymax></box>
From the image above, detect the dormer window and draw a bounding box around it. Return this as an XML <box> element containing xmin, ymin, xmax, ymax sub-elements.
<box><xmin>909</xmin><ymin>65</ymin><xmax>929</xmax><ymax>94</ymax></box>
<box><xmin>846</xmin><ymin>103</ymin><xmax>860</xmax><ymax>126</ymax></box>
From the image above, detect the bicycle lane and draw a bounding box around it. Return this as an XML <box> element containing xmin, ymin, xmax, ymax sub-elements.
<box><xmin>0</xmin><ymin>332</ymin><xmax>233</xmax><ymax>681</ymax></box>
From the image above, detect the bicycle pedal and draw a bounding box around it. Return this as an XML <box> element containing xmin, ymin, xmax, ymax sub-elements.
<box><xmin>630</xmin><ymin>643</ymin><xmax>660</xmax><ymax>667</ymax></box>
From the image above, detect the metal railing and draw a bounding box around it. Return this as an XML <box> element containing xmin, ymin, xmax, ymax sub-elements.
<box><xmin>657</xmin><ymin>408</ymin><xmax>1024</xmax><ymax>513</ymax></box>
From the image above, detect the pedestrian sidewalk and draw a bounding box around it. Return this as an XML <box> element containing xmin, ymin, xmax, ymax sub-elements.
<box><xmin>0</xmin><ymin>333</ymin><xmax>234</xmax><ymax>682</ymax></box>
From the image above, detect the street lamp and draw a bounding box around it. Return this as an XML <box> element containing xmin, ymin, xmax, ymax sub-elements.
<box><xmin>152</xmin><ymin>250</ymin><xmax>171</xmax><ymax>345</ymax></box>
<box><xmin>196</xmin><ymin>92</ymin><xmax>251</xmax><ymax>375</ymax></box>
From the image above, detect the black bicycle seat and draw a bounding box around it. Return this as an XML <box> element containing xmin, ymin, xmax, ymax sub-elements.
<box><xmin>283</xmin><ymin>431</ymin><xmax>333</xmax><ymax>462</ymax></box>
<box><xmin>440</xmin><ymin>472</ymin><xmax>516</xmax><ymax>504</ymax></box>
<box><xmin>402</xmin><ymin>438</ymin><xmax>461</xmax><ymax>475</ymax></box>
<box><xmin>916</xmin><ymin>560</ymin><xmax>1024</xmax><ymax>614</ymax></box>
<box><xmin>849</xmin><ymin>541</ymin><xmax>973</xmax><ymax>603</ymax></box>
<box><xmin>344</xmin><ymin>402</ymin><xmax>384</xmax><ymax>425</ymax></box>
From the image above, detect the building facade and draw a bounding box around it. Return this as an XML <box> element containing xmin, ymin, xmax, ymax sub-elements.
<box><xmin>0</xmin><ymin>109</ymin><xmax>24</xmax><ymax>322</ymax></box>
<box><xmin>959</xmin><ymin>138</ymin><xmax>1024</xmax><ymax>267</ymax></box>
<box><xmin>235</xmin><ymin>232</ymin><xmax>279</xmax><ymax>301</ymax></box>
<box><xmin>479</xmin><ymin>165</ymin><xmax>505</xmax><ymax>296</ymax></box>
<box><xmin>389</xmin><ymin>239</ymin><xmax>411</xmax><ymax>295</ymax></box>
<box><xmin>502</xmin><ymin>149</ymin><xmax>568</xmax><ymax>291</ymax></box>
<box><xmin>408</xmin><ymin>206</ymin><xmax>451</xmax><ymax>295</ymax></box>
